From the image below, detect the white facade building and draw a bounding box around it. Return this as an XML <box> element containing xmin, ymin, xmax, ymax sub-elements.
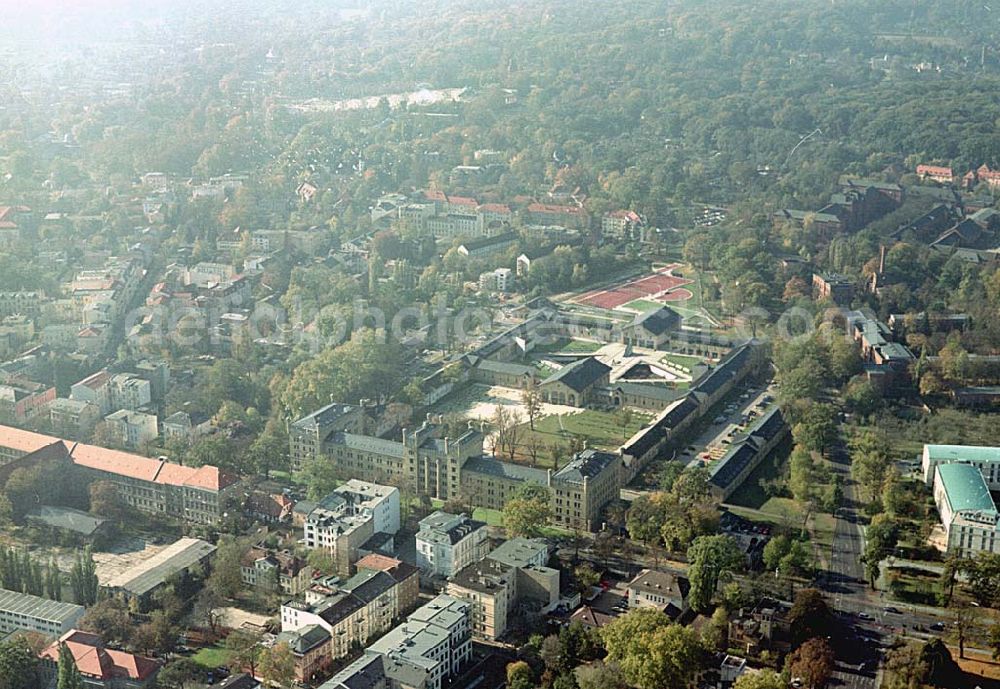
<box><xmin>416</xmin><ymin>512</ymin><xmax>489</xmax><ymax>578</ymax></box>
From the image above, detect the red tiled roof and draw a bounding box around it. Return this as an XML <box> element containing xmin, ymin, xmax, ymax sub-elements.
<box><xmin>424</xmin><ymin>190</ymin><xmax>447</xmax><ymax>202</ymax></box>
<box><xmin>448</xmin><ymin>195</ymin><xmax>478</xmax><ymax>207</ymax></box>
<box><xmin>0</xmin><ymin>426</ymin><xmax>60</xmax><ymax>454</ymax></box>
<box><xmin>917</xmin><ymin>165</ymin><xmax>953</xmax><ymax>177</ymax></box>
<box><xmin>528</xmin><ymin>202</ymin><xmax>582</xmax><ymax>215</ymax></box>
<box><xmin>356</xmin><ymin>554</ymin><xmax>403</xmax><ymax>572</ymax></box>
<box><xmin>608</xmin><ymin>209</ymin><xmax>642</xmax><ymax>222</ymax></box>
<box><xmin>0</xmin><ymin>424</ymin><xmax>238</xmax><ymax>493</ymax></box>
<box><xmin>74</xmin><ymin>370</ymin><xmax>111</xmax><ymax>390</ymax></box>
<box><xmin>42</xmin><ymin>631</ymin><xmax>159</xmax><ymax>681</ymax></box>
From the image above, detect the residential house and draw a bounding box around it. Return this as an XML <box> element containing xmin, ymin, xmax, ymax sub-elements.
<box><xmin>602</xmin><ymin>210</ymin><xmax>643</xmax><ymax>240</ymax></box>
<box><xmin>916</xmin><ymin>165</ymin><xmax>954</xmax><ymax>184</ymax></box>
<box><xmin>274</xmin><ymin>625</ymin><xmax>332</xmax><ymax>684</ymax></box>
<box><xmin>0</xmin><ymin>381</ymin><xmax>55</xmax><ymax>423</ymax></box>
<box><xmin>812</xmin><ymin>273</ymin><xmax>854</xmax><ymax>305</ymax></box>
<box><xmin>162</xmin><ymin>410</ymin><xmax>213</xmax><ymax>442</ymax></box>
<box><xmin>39</xmin><ymin>630</ymin><xmax>159</xmax><ymax>689</ymax></box>
<box><xmin>625</xmin><ymin>569</ymin><xmax>690</xmax><ymax>619</ymax></box>
<box><xmin>241</xmin><ymin>545</ymin><xmax>313</xmax><ymax>595</ymax></box>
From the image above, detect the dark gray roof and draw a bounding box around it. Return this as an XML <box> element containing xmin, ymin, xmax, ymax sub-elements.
<box><xmin>553</xmin><ymin>449</ymin><xmax>618</xmax><ymax>484</ymax></box>
<box><xmin>449</xmin><ymin>558</ymin><xmax>513</xmax><ymax>593</ymax></box>
<box><xmin>462</xmin><ymin>455</ymin><xmax>550</xmax><ymax>485</ymax></box>
<box><xmin>293</xmin><ymin>403</ymin><xmax>359</xmax><ymax>430</ymax></box>
<box><xmin>630</xmin><ymin>306</ymin><xmax>681</xmax><ymax>336</ymax></box>
<box><xmin>345</xmin><ymin>570</ymin><xmax>396</xmax><ymax>603</ymax></box>
<box><xmin>26</xmin><ymin>505</ymin><xmax>106</xmax><ymax>536</ymax></box>
<box><xmin>611</xmin><ymin>381</ymin><xmax>682</xmax><ymax>403</ymax></box>
<box><xmin>318</xmin><ymin>592</ymin><xmax>365</xmax><ymax>626</ymax></box>
<box><xmin>541</xmin><ymin>357</ymin><xmax>611</xmax><ymax>393</ymax></box>
<box><xmin>459</xmin><ymin>231</ymin><xmax>517</xmax><ymax>252</ymax></box>
<box><xmin>275</xmin><ymin>624</ymin><xmax>330</xmax><ymax>654</ymax></box>
<box><xmin>320</xmin><ymin>655</ymin><xmax>386</xmax><ymax>689</ymax></box>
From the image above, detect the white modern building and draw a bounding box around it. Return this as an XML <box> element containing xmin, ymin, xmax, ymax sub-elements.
<box><xmin>416</xmin><ymin>512</ymin><xmax>489</xmax><ymax>578</ymax></box>
<box><xmin>924</xmin><ymin>444</ymin><xmax>1000</xmax><ymax>556</ymax></box>
<box><xmin>303</xmin><ymin>480</ymin><xmax>400</xmax><ymax>575</ymax></box>
<box><xmin>0</xmin><ymin>588</ymin><xmax>84</xmax><ymax>636</ymax></box>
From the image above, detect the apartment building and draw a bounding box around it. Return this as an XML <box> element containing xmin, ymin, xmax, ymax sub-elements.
<box><xmin>281</xmin><ymin>563</ymin><xmax>418</xmax><ymax>660</ymax></box>
<box><xmin>625</xmin><ymin>569</ymin><xmax>690</xmax><ymax>619</ymax></box>
<box><xmin>416</xmin><ymin>511</ymin><xmax>489</xmax><ymax>578</ymax></box>
<box><xmin>446</xmin><ymin>538</ymin><xmax>558</xmax><ymax>641</ymax></box>
<box><xmin>48</xmin><ymin>398</ymin><xmax>101</xmax><ymax>438</ymax></box>
<box><xmin>104</xmin><ymin>409</ymin><xmax>158</xmax><ymax>450</ymax></box>
<box><xmin>321</xmin><ymin>594</ymin><xmax>471</xmax><ymax>689</ymax></box>
<box><xmin>0</xmin><ymin>588</ymin><xmax>84</xmax><ymax>636</ymax></box>
<box><xmin>303</xmin><ymin>480</ymin><xmax>400</xmax><ymax>576</ymax></box>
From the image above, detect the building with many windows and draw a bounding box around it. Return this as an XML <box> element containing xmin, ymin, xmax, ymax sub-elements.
<box><xmin>303</xmin><ymin>481</ymin><xmax>400</xmax><ymax>576</ymax></box>
<box><xmin>0</xmin><ymin>588</ymin><xmax>84</xmax><ymax>637</ymax></box>
<box><xmin>415</xmin><ymin>511</ymin><xmax>489</xmax><ymax>578</ymax></box>
<box><xmin>550</xmin><ymin>449</ymin><xmax>621</xmax><ymax>531</ymax></box>
<box><xmin>923</xmin><ymin>444</ymin><xmax>1000</xmax><ymax>556</ymax></box>
<box><xmin>0</xmin><ymin>425</ymin><xmax>241</xmax><ymax>524</ymax></box>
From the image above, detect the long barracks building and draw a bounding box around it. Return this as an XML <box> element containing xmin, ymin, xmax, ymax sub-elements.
<box><xmin>0</xmin><ymin>425</ymin><xmax>240</xmax><ymax>524</ymax></box>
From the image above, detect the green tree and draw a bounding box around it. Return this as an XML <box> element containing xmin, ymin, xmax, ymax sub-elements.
<box><xmin>787</xmin><ymin>589</ymin><xmax>834</xmax><ymax>647</ymax></box>
<box><xmin>158</xmin><ymin>659</ymin><xmax>203</xmax><ymax>689</ymax></box>
<box><xmin>0</xmin><ymin>636</ymin><xmax>39</xmax><ymax>689</ymax></box>
<box><xmin>207</xmin><ymin>536</ymin><xmax>245</xmax><ymax>600</ymax></box>
<box><xmin>575</xmin><ymin>661</ymin><xmax>626</xmax><ymax>689</ymax></box>
<box><xmin>69</xmin><ymin>548</ymin><xmax>98</xmax><ymax>606</ymax></box>
<box><xmin>862</xmin><ymin>514</ymin><xmax>899</xmax><ymax>588</ymax></box>
<box><xmin>734</xmin><ymin>669</ymin><xmax>785</xmax><ymax>689</ymax></box>
<box><xmin>686</xmin><ymin>535</ymin><xmax>744</xmax><ymax>612</ymax></box>
<box><xmin>506</xmin><ymin>661</ymin><xmax>535</xmax><ymax>689</ymax></box>
<box><xmin>502</xmin><ymin>484</ymin><xmax>552</xmax><ymax>537</ymax></box>
<box><xmin>225</xmin><ymin>629</ymin><xmax>263</xmax><ymax>678</ymax></box>
<box><xmin>601</xmin><ymin>610</ymin><xmax>701</xmax><ymax>689</ymax></box>
<box><xmin>259</xmin><ymin>642</ymin><xmax>295</xmax><ymax>688</ymax></box>
<box><xmin>56</xmin><ymin>643</ymin><xmax>82</xmax><ymax>689</ymax></box>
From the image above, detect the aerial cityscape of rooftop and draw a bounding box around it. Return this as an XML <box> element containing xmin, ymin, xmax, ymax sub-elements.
<box><xmin>4</xmin><ymin>1</ymin><xmax>1000</xmax><ymax>688</ymax></box>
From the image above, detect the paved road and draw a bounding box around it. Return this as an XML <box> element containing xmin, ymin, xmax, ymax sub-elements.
<box><xmin>818</xmin><ymin>439</ymin><xmax>949</xmax><ymax>688</ymax></box>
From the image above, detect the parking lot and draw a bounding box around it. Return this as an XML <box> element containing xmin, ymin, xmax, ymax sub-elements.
<box><xmin>682</xmin><ymin>382</ymin><xmax>776</xmax><ymax>471</ymax></box>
